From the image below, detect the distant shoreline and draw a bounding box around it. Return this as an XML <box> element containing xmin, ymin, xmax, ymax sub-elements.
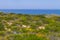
<box><xmin>0</xmin><ymin>9</ymin><xmax>60</xmax><ymax>15</ymax></box>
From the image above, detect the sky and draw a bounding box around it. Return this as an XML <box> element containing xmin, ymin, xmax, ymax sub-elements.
<box><xmin>0</xmin><ymin>0</ymin><xmax>60</xmax><ymax>9</ymax></box>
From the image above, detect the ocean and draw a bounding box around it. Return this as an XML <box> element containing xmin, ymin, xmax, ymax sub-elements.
<box><xmin>0</xmin><ymin>9</ymin><xmax>60</xmax><ymax>15</ymax></box>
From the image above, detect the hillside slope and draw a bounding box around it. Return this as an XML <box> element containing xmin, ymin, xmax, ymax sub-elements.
<box><xmin>0</xmin><ymin>12</ymin><xmax>60</xmax><ymax>40</ymax></box>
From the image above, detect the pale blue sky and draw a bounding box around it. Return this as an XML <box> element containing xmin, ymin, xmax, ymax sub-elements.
<box><xmin>0</xmin><ymin>0</ymin><xmax>60</xmax><ymax>9</ymax></box>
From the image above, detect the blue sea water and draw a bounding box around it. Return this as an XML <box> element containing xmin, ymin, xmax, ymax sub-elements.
<box><xmin>0</xmin><ymin>9</ymin><xmax>60</xmax><ymax>15</ymax></box>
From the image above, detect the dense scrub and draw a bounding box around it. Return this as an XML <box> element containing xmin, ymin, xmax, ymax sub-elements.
<box><xmin>0</xmin><ymin>12</ymin><xmax>60</xmax><ymax>40</ymax></box>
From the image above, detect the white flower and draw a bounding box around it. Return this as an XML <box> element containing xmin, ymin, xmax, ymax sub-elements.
<box><xmin>38</xmin><ymin>26</ymin><xmax>45</xmax><ymax>29</ymax></box>
<box><xmin>7</xmin><ymin>22</ymin><xmax>12</xmax><ymax>26</ymax></box>
<box><xmin>22</xmin><ymin>25</ymin><xmax>27</xmax><ymax>27</ymax></box>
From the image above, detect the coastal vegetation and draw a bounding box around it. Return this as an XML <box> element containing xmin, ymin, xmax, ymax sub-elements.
<box><xmin>0</xmin><ymin>12</ymin><xmax>60</xmax><ymax>40</ymax></box>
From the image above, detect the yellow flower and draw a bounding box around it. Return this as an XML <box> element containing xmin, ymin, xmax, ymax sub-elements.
<box><xmin>36</xmin><ymin>33</ymin><xmax>45</xmax><ymax>37</ymax></box>
<box><xmin>26</xmin><ymin>28</ymin><xmax>33</xmax><ymax>31</ymax></box>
